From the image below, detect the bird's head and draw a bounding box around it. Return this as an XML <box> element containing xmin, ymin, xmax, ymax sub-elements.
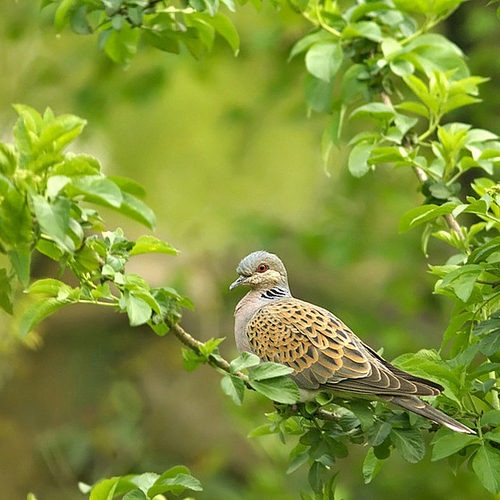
<box><xmin>229</xmin><ymin>251</ymin><xmax>289</xmax><ymax>291</ymax></box>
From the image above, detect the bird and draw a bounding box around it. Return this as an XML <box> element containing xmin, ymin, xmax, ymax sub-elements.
<box><xmin>230</xmin><ymin>250</ymin><xmax>475</xmax><ymax>434</ymax></box>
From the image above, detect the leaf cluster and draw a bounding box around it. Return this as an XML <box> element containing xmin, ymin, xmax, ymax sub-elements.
<box><xmin>76</xmin><ymin>465</ymin><xmax>202</xmax><ymax>500</ymax></box>
<box><xmin>44</xmin><ymin>0</ymin><xmax>240</xmax><ymax>63</ymax></box>
<box><xmin>0</xmin><ymin>105</ymin><xmax>190</xmax><ymax>338</ymax></box>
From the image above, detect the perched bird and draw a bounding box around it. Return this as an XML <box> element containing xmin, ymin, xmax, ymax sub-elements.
<box><xmin>230</xmin><ymin>250</ymin><xmax>474</xmax><ymax>434</ymax></box>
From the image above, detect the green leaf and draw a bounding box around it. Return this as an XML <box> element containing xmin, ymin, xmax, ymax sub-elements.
<box><xmin>481</xmin><ymin>410</ymin><xmax>500</xmax><ymax>427</ymax></box>
<box><xmin>123</xmin><ymin>489</ymin><xmax>147</xmax><ymax>500</ymax></box>
<box><xmin>431</xmin><ymin>432</ymin><xmax>479</xmax><ymax>461</ymax></box>
<box><xmin>398</xmin><ymin>202</ymin><xmax>457</xmax><ymax>233</ymax></box>
<box><xmin>484</xmin><ymin>428</ymin><xmax>500</xmax><ymax>445</ymax></box>
<box><xmin>305</xmin><ymin>41</ymin><xmax>342</xmax><ymax>82</ymax></box>
<box><xmin>89</xmin><ymin>477</ymin><xmax>120</xmax><ymax>500</ymax></box>
<box><xmin>308</xmin><ymin>461</ymin><xmax>328</xmax><ymax>494</ymax></box>
<box><xmin>70</xmin><ymin>5</ymin><xmax>92</xmax><ymax>34</ymax></box>
<box><xmin>124</xmin><ymin>292</ymin><xmax>152</xmax><ymax>326</ymax></box>
<box><xmin>36</xmin><ymin>239</ymin><xmax>64</xmax><ymax>261</ymax></box>
<box><xmin>472</xmin><ymin>444</ymin><xmax>500</xmax><ymax>494</ymax></box>
<box><xmin>141</xmin><ymin>29</ymin><xmax>180</xmax><ymax>54</ymax></box>
<box><xmin>186</xmin><ymin>14</ymin><xmax>215</xmax><ymax>51</ymax></box>
<box><xmin>211</xmin><ymin>13</ymin><xmax>239</xmax><ymax>54</ymax></box>
<box><xmin>287</xmin><ymin>450</ymin><xmax>309</xmax><ymax>474</ymax></box>
<box><xmin>397</xmin><ymin>101</ymin><xmax>429</xmax><ymax>118</ymax></box>
<box><xmin>289</xmin><ymin>30</ymin><xmax>334</xmax><ymax>60</ymax></box>
<box><xmin>342</xmin><ymin>21</ymin><xmax>382</xmax><ymax>42</ymax></box>
<box><xmin>148</xmin><ymin>467</ymin><xmax>202</xmax><ymax>497</ymax></box>
<box><xmin>108</xmin><ymin>176</ymin><xmax>146</xmax><ymax>198</ymax></box>
<box><xmin>32</xmin><ymin>195</ymin><xmax>74</xmax><ymax>252</ymax></box>
<box><xmin>0</xmin><ymin>268</ymin><xmax>13</xmax><ymax>314</ymax></box>
<box><xmin>119</xmin><ymin>192</ymin><xmax>156</xmax><ymax>230</ymax></box>
<box><xmin>8</xmin><ymin>246</ymin><xmax>31</xmax><ymax>287</ymax></box>
<box><xmin>349</xmin><ymin>2</ymin><xmax>392</xmax><ymax>22</ymax></box>
<box><xmin>229</xmin><ymin>351</ymin><xmax>260</xmax><ymax>373</ymax></box>
<box><xmin>54</xmin><ymin>0</ymin><xmax>78</xmax><ymax>32</ymax></box>
<box><xmin>468</xmin><ymin>236</ymin><xmax>500</xmax><ymax>264</ymax></box>
<box><xmin>130</xmin><ymin>236</ymin><xmax>178</xmax><ymax>256</ymax></box>
<box><xmin>182</xmin><ymin>348</ymin><xmax>205</xmax><ymax>371</ymax></box>
<box><xmin>27</xmin><ymin>278</ymin><xmax>73</xmax><ymax>297</ymax></box>
<box><xmin>19</xmin><ymin>297</ymin><xmax>70</xmax><ymax>338</ymax></box>
<box><xmin>369</xmin><ymin>146</ymin><xmax>405</xmax><ymax>165</ymax></box>
<box><xmin>350</xmin><ymin>103</ymin><xmax>395</xmax><ymax>122</ymax></box>
<box><xmin>441</xmin><ymin>311</ymin><xmax>472</xmax><ymax>347</ymax></box>
<box><xmin>390</xmin><ymin>428</ymin><xmax>425</xmax><ymax>463</ymax></box>
<box><xmin>0</xmin><ymin>188</ymin><xmax>32</xmax><ymax>246</ymax></box>
<box><xmin>249</xmin><ymin>361</ymin><xmax>294</xmax><ymax>381</ymax></box>
<box><xmin>39</xmin><ymin>113</ymin><xmax>86</xmax><ymax>152</ymax></box>
<box><xmin>346</xmin><ymin>400</ymin><xmax>374</xmax><ymax>430</ymax></box>
<box><xmin>437</xmin><ymin>264</ymin><xmax>483</xmax><ymax>302</ymax></box>
<box><xmin>130</xmin><ymin>473</ymin><xmax>159</xmax><ymax>495</ymax></box>
<box><xmin>402</xmin><ymin>74</ymin><xmax>437</xmax><ymax>111</ymax></box>
<box><xmin>479</xmin><ymin>332</ymin><xmax>500</xmax><ymax>357</ymax></box>
<box><xmin>368</xmin><ymin>421</ymin><xmax>392</xmax><ymax>446</ymax></box>
<box><xmin>348</xmin><ymin>142</ymin><xmax>374</xmax><ymax>177</ymax></box>
<box><xmin>248</xmin><ymin>377</ymin><xmax>299</xmax><ymax>404</ymax></box>
<box><xmin>198</xmin><ymin>337</ymin><xmax>224</xmax><ymax>357</ymax></box>
<box><xmin>393</xmin><ymin>0</ymin><xmax>428</xmax><ymax>14</ymax></box>
<box><xmin>362</xmin><ymin>448</ymin><xmax>384</xmax><ymax>484</ymax></box>
<box><xmin>390</xmin><ymin>58</ymin><xmax>415</xmax><ymax>76</ymax></box>
<box><xmin>54</xmin><ymin>154</ymin><xmax>101</xmax><ymax>176</ymax></box>
<box><xmin>221</xmin><ymin>374</ymin><xmax>245</xmax><ymax>405</ymax></box>
<box><xmin>0</xmin><ymin>143</ymin><xmax>17</xmax><ymax>175</ymax></box>
<box><xmin>104</xmin><ymin>24</ymin><xmax>140</xmax><ymax>64</ymax></box>
<box><xmin>68</xmin><ymin>176</ymin><xmax>123</xmax><ymax>208</ymax></box>
<box><xmin>341</xmin><ymin>64</ymin><xmax>368</xmax><ymax>103</ymax></box>
<box><xmin>304</xmin><ymin>71</ymin><xmax>333</xmax><ymax>114</ymax></box>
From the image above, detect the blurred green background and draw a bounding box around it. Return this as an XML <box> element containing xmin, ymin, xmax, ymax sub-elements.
<box><xmin>1</xmin><ymin>1</ymin><xmax>500</xmax><ymax>499</ymax></box>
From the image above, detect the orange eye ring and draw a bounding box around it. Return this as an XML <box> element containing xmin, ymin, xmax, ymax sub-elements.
<box><xmin>257</xmin><ymin>263</ymin><xmax>269</xmax><ymax>273</ymax></box>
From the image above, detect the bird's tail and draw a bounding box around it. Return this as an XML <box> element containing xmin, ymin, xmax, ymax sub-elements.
<box><xmin>381</xmin><ymin>395</ymin><xmax>475</xmax><ymax>434</ymax></box>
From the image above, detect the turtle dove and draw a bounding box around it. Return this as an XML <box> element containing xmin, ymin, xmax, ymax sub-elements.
<box><xmin>230</xmin><ymin>250</ymin><xmax>474</xmax><ymax>434</ymax></box>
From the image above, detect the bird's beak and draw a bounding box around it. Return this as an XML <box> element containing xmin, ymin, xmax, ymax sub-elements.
<box><xmin>229</xmin><ymin>276</ymin><xmax>246</xmax><ymax>290</ymax></box>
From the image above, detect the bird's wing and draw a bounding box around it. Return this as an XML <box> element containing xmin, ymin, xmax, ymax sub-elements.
<box><xmin>246</xmin><ymin>298</ymin><xmax>440</xmax><ymax>397</ymax></box>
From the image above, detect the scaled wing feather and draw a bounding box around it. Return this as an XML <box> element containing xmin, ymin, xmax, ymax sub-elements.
<box><xmin>246</xmin><ymin>298</ymin><xmax>441</xmax><ymax>397</ymax></box>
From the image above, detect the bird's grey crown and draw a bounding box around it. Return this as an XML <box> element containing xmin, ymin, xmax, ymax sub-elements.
<box><xmin>236</xmin><ymin>250</ymin><xmax>288</xmax><ymax>279</ymax></box>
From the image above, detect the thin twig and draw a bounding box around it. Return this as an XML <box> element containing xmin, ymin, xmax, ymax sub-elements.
<box><xmin>315</xmin><ymin>408</ymin><xmax>342</xmax><ymax>421</ymax></box>
<box><xmin>477</xmin><ymin>280</ymin><xmax>500</xmax><ymax>288</ymax></box>
<box><xmin>444</xmin><ymin>214</ymin><xmax>465</xmax><ymax>241</ymax></box>
<box><xmin>413</xmin><ymin>165</ymin><xmax>428</xmax><ymax>183</ymax></box>
<box><xmin>170</xmin><ymin>322</ymin><xmax>241</xmax><ymax>376</ymax></box>
<box><xmin>380</xmin><ymin>92</ymin><xmax>466</xmax><ymax>242</ymax></box>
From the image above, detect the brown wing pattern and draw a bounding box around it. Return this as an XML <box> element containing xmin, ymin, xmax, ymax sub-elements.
<box><xmin>246</xmin><ymin>298</ymin><xmax>441</xmax><ymax>397</ymax></box>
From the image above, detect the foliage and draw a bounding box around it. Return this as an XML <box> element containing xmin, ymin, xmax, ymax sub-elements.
<box><xmin>244</xmin><ymin>0</ymin><xmax>500</xmax><ymax>494</ymax></box>
<box><xmin>0</xmin><ymin>105</ymin><xmax>192</xmax><ymax>338</ymax></box>
<box><xmin>28</xmin><ymin>466</ymin><xmax>202</xmax><ymax>500</ymax></box>
<box><xmin>79</xmin><ymin>466</ymin><xmax>203</xmax><ymax>500</ymax></box>
<box><xmin>8</xmin><ymin>0</ymin><xmax>500</xmax><ymax>498</ymax></box>
<box><xmin>42</xmin><ymin>0</ymin><xmax>240</xmax><ymax>63</ymax></box>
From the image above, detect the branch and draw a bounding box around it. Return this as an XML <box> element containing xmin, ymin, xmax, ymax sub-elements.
<box><xmin>413</xmin><ymin>166</ymin><xmax>465</xmax><ymax>242</ymax></box>
<box><xmin>170</xmin><ymin>323</ymin><xmax>341</xmax><ymax>421</ymax></box>
<box><xmin>477</xmin><ymin>280</ymin><xmax>500</xmax><ymax>288</ymax></box>
<box><xmin>170</xmin><ymin>322</ymin><xmax>243</xmax><ymax>377</ymax></box>
<box><xmin>380</xmin><ymin>91</ymin><xmax>465</xmax><ymax>242</ymax></box>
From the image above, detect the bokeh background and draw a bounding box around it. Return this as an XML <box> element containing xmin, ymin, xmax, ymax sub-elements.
<box><xmin>1</xmin><ymin>2</ymin><xmax>500</xmax><ymax>499</ymax></box>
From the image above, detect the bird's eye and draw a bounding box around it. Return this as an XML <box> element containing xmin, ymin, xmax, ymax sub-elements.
<box><xmin>257</xmin><ymin>263</ymin><xmax>269</xmax><ymax>273</ymax></box>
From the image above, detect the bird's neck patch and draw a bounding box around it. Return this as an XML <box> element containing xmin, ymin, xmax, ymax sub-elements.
<box><xmin>260</xmin><ymin>286</ymin><xmax>290</xmax><ymax>300</ymax></box>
